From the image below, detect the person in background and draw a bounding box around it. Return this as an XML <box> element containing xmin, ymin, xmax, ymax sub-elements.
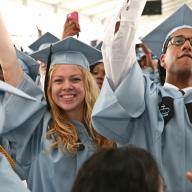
<box><xmin>71</xmin><ymin>145</ymin><xmax>164</xmax><ymax>192</ymax></box>
<box><xmin>92</xmin><ymin>1</ymin><xmax>192</xmax><ymax>191</ymax></box>
<box><xmin>136</xmin><ymin>42</ymin><xmax>159</xmax><ymax>83</ymax></box>
<box><xmin>0</xmin><ymin>10</ymin><xmax>113</xmax><ymax>192</ymax></box>
<box><xmin>90</xmin><ymin>61</ymin><xmax>105</xmax><ymax>89</ymax></box>
<box><xmin>90</xmin><ymin>42</ymin><xmax>105</xmax><ymax>89</ymax></box>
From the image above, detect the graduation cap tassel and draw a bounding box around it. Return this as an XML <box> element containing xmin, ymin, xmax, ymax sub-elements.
<box><xmin>44</xmin><ymin>45</ymin><xmax>53</xmax><ymax>110</ymax></box>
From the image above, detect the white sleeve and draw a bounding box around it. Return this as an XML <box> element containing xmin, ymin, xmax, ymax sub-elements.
<box><xmin>102</xmin><ymin>0</ymin><xmax>147</xmax><ymax>88</ymax></box>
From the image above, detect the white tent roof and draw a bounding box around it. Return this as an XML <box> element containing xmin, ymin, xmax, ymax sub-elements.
<box><xmin>38</xmin><ymin>0</ymin><xmax>119</xmax><ymax>22</ymax></box>
<box><xmin>37</xmin><ymin>0</ymin><xmax>192</xmax><ymax>22</ymax></box>
<box><xmin>1</xmin><ymin>0</ymin><xmax>192</xmax><ymax>49</ymax></box>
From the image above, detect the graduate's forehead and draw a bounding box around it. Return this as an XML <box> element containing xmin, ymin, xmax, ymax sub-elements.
<box><xmin>171</xmin><ymin>28</ymin><xmax>192</xmax><ymax>37</ymax></box>
<box><xmin>51</xmin><ymin>64</ymin><xmax>82</xmax><ymax>76</ymax></box>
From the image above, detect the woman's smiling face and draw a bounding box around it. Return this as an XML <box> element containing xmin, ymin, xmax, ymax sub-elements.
<box><xmin>51</xmin><ymin>64</ymin><xmax>85</xmax><ymax>114</ymax></box>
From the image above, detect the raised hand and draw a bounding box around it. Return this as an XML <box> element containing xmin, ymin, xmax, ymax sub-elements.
<box><xmin>61</xmin><ymin>18</ymin><xmax>81</xmax><ymax>39</ymax></box>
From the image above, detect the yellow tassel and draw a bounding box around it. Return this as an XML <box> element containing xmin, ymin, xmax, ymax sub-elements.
<box><xmin>0</xmin><ymin>145</ymin><xmax>14</xmax><ymax>169</ymax></box>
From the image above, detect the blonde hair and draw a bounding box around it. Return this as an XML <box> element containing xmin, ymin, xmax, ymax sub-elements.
<box><xmin>47</xmin><ymin>65</ymin><xmax>113</xmax><ymax>153</ymax></box>
<box><xmin>0</xmin><ymin>145</ymin><xmax>14</xmax><ymax>169</ymax></box>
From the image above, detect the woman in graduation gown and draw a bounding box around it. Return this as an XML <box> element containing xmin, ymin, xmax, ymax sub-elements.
<box><xmin>0</xmin><ymin>13</ymin><xmax>113</xmax><ymax>192</ymax></box>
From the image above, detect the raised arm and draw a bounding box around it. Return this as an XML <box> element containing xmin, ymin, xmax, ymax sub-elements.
<box><xmin>0</xmin><ymin>13</ymin><xmax>23</xmax><ymax>87</ymax></box>
<box><xmin>102</xmin><ymin>0</ymin><xmax>147</xmax><ymax>88</ymax></box>
<box><xmin>61</xmin><ymin>17</ymin><xmax>81</xmax><ymax>39</ymax></box>
<box><xmin>92</xmin><ymin>0</ymin><xmax>147</xmax><ymax>144</ymax></box>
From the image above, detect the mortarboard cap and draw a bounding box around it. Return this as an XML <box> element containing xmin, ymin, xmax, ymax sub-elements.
<box><xmin>16</xmin><ymin>49</ymin><xmax>40</xmax><ymax>81</ymax></box>
<box><xmin>29</xmin><ymin>32</ymin><xmax>59</xmax><ymax>52</ymax></box>
<box><xmin>30</xmin><ymin>36</ymin><xmax>102</xmax><ymax>70</ymax></box>
<box><xmin>95</xmin><ymin>41</ymin><xmax>103</xmax><ymax>51</ymax></box>
<box><xmin>91</xmin><ymin>41</ymin><xmax>103</xmax><ymax>66</ymax></box>
<box><xmin>142</xmin><ymin>4</ymin><xmax>192</xmax><ymax>58</ymax></box>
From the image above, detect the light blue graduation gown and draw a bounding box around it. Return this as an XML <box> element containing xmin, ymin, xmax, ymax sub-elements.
<box><xmin>0</xmin><ymin>81</ymin><xmax>30</xmax><ymax>192</ymax></box>
<box><xmin>0</xmin><ymin>137</ymin><xmax>26</xmax><ymax>180</ymax></box>
<box><xmin>92</xmin><ymin>63</ymin><xmax>192</xmax><ymax>192</ymax></box>
<box><xmin>0</xmin><ymin>153</ymin><xmax>30</xmax><ymax>192</ymax></box>
<box><xmin>2</xmin><ymin>74</ymin><xmax>97</xmax><ymax>192</ymax></box>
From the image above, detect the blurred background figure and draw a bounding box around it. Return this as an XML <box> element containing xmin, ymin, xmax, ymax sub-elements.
<box><xmin>90</xmin><ymin>42</ymin><xmax>105</xmax><ymax>89</ymax></box>
<box><xmin>61</xmin><ymin>13</ymin><xmax>81</xmax><ymax>39</ymax></box>
<box><xmin>136</xmin><ymin>41</ymin><xmax>160</xmax><ymax>84</ymax></box>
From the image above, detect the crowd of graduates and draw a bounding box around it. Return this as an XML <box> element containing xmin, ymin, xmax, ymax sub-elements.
<box><xmin>0</xmin><ymin>0</ymin><xmax>192</xmax><ymax>192</ymax></box>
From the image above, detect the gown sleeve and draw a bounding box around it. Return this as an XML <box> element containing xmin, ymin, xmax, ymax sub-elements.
<box><xmin>0</xmin><ymin>153</ymin><xmax>30</xmax><ymax>192</ymax></box>
<box><xmin>92</xmin><ymin>0</ymin><xmax>147</xmax><ymax>144</ymax></box>
<box><xmin>1</xmin><ymin>74</ymin><xmax>47</xmax><ymax>172</ymax></box>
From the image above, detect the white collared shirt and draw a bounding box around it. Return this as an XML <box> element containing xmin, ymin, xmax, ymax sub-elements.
<box><xmin>102</xmin><ymin>0</ymin><xmax>147</xmax><ymax>88</ymax></box>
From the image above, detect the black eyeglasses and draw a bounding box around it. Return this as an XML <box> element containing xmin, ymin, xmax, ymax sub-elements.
<box><xmin>168</xmin><ymin>35</ymin><xmax>192</xmax><ymax>46</ymax></box>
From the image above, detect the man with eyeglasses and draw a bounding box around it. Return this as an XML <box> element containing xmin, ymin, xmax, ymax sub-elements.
<box><xmin>92</xmin><ymin>1</ymin><xmax>192</xmax><ymax>192</ymax></box>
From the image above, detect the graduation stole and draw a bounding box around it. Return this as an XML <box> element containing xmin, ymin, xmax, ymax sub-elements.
<box><xmin>159</xmin><ymin>94</ymin><xmax>192</xmax><ymax>125</ymax></box>
<box><xmin>159</xmin><ymin>96</ymin><xmax>174</xmax><ymax>126</ymax></box>
<box><xmin>0</xmin><ymin>145</ymin><xmax>14</xmax><ymax>169</ymax></box>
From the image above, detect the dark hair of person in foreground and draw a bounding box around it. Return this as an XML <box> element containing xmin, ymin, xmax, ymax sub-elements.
<box><xmin>71</xmin><ymin>145</ymin><xmax>163</xmax><ymax>192</ymax></box>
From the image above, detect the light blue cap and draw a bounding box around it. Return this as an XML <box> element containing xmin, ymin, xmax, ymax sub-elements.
<box><xmin>95</xmin><ymin>41</ymin><xmax>103</xmax><ymax>51</ymax></box>
<box><xmin>30</xmin><ymin>37</ymin><xmax>102</xmax><ymax>70</ymax></box>
<box><xmin>29</xmin><ymin>32</ymin><xmax>59</xmax><ymax>52</ymax></box>
<box><xmin>142</xmin><ymin>4</ymin><xmax>192</xmax><ymax>58</ymax></box>
<box><xmin>16</xmin><ymin>49</ymin><xmax>40</xmax><ymax>81</ymax></box>
<box><xmin>92</xmin><ymin>41</ymin><xmax>103</xmax><ymax>66</ymax></box>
